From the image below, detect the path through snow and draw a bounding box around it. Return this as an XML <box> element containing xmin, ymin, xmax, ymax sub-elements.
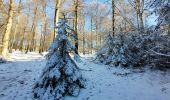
<box><xmin>0</xmin><ymin>52</ymin><xmax>170</xmax><ymax>100</ymax></box>
<box><xmin>66</xmin><ymin>57</ymin><xmax>170</xmax><ymax>100</ymax></box>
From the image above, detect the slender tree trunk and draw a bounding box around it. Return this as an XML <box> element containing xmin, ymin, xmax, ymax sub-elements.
<box><xmin>42</xmin><ymin>34</ymin><xmax>46</xmax><ymax>52</ymax></box>
<box><xmin>168</xmin><ymin>24</ymin><xmax>170</xmax><ymax>35</ymax></box>
<box><xmin>54</xmin><ymin>0</ymin><xmax>62</xmax><ymax>40</ymax></box>
<box><xmin>136</xmin><ymin>12</ymin><xmax>140</xmax><ymax>32</ymax></box>
<box><xmin>123</xmin><ymin>1</ymin><xmax>127</xmax><ymax>32</ymax></box>
<box><xmin>19</xmin><ymin>25</ymin><xmax>26</xmax><ymax>51</ymax></box>
<box><xmin>98</xmin><ymin>20</ymin><xmax>102</xmax><ymax>46</ymax></box>
<box><xmin>139</xmin><ymin>0</ymin><xmax>144</xmax><ymax>32</ymax></box>
<box><xmin>90</xmin><ymin>16</ymin><xmax>93</xmax><ymax>54</ymax></box>
<box><xmin>99</xmin><ymin>32</ymin><xmax>101</xmax><ymax>46</ymax></box>
<box><xmin>95</xmin><ymin>3</ymin><xmax>99</xmax><ymax>49</ymax></box>
<box><xmin>112</xmin><ymin>0</ymin><xmax>115</xmax><ymax>36</ymax></box>
<box><xmin>39</xmin><ymin>26</ymin><xmax>43</xmax><ymax>53</ymax></box>
<box><xmin>0</xmin><ymin>0</ymin><xmax>2</xmax><ymax>7</ymax></box>
<box><xmin>10</xmin><ymin>0</ymin><xmax>22</xmax><ymax>52</ymax></box>
<box><xmin>135</xmin><ymin>0</ymin><xmax>140</xmax><ymax>32</ymax></box>
<box><xmin>30</xmin><ymin>4</ymin><xmax>38</xmax><ymax>52</ymax></box>
<box><xmin>19</xmin><ymin>8</ymin><xmax>29</xmax><ymax>52</ymax></box>
<box><xmin>19</xmin><ymin>22</ymin><xmax>26</xmax><ymax>51</ymax></box>
<box><xmin>74</xmin><ymin>0</ymin><xmax>79</xmax><ymax>54</ymax></box>
<box><xmin>25</xmin><ymin>7</ymin><xmax>31</xmax><ymax>53</ymax></box>
<box><xmin>0</xmin><ymin>0</ymin><xmax>3</xmax><ymax>52</ymax></box>
<box><xmin>39</xmin><ymin>2</ymin><xmax>47</xmax><ymax>53</ymax></box>
<box><xmin>1</xmin><ymin>0</ymin><xmax>14</xmax><ymax>56</ymax></box>
<box><xmin>0</xmin><ymin>0</ymin><xmax>3</xmax><ymax>54</ymax></box>
<box><xmin>136</xmin><ymin>0</ymin><xmax>144</xmax><ymax>33</ymax></box>
<box><xmin>82</xmin><ymin>18</ymin><xmax>85</xmax><ymax>55</ymax></box>
<box><xmin>95</xmin><ymin>17</ymin><xmax>98</xmax><ymax>49</ymax></box>
<box><xmin>139</xmin><ymin>12</ymin><xmax>144</xmax><ymax>32</ymax></box>
<box><xmin>72</xmin><ymin>19</ymin><xmax>75</xmax><ymax>29</ymax></box>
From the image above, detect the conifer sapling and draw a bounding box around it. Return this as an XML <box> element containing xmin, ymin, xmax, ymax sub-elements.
<box><xmin>33</xmin><ymin>16</ymin><xmax>85</xmax><ymax>100</ymax></box>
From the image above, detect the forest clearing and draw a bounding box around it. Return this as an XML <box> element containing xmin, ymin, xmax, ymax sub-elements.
<box><xmin>0</xmin><ymin>0</ymin><xmax>170</xmax><ymax>100</ymax></box>
<box><xmin>0</xmin><ymin>52</ymin><xmax>170</xmax><ymax>100</ymax></box>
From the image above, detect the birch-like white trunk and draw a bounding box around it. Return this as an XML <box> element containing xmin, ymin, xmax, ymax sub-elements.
<box><xmin>54</xmin><ymin>0</ymin><xmax>62</xmax><ymax>39</ymax></box>
<box><xmin>2</xmin><ymin>0</ymin><xmax>14</xmax><ymax>57</ymax></box>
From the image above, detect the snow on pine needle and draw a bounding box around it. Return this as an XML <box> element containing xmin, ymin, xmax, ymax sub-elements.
<box><xmin>33</xmin><ymin>17</ymin><xmax>86</xmax><ymax>100</ymax></box>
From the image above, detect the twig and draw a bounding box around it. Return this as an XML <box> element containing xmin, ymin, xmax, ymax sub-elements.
<box><xmin>150</xmin><ymin>49</ymin><xmax>170</xmax><ymax>57</ymax></box>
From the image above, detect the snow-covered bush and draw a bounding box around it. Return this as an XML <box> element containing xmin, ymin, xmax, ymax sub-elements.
<box><xmin>95</xmin><ymin>30</ymin><xmax>170</xmax><ymax>69</ymax></box>
<box><xmin>95</xmin><ymin>33</ymin><xmax>128</xmax><ymax>67</ymax></box>
<box><xmin>95</xmin><ymin>1</ymin><xmax>170</xmax><ymax>69</ymax></box>
<box><xmin>33</xmin><ymin>17</ymin><xmax>85</xmax><ymax>100</ymax></box>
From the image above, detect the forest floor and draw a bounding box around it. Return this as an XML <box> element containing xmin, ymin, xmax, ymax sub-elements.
<box><xmin>0</xmin><ymin>52</ymin><xmax>170</xmax><ymax>100</ymax></box>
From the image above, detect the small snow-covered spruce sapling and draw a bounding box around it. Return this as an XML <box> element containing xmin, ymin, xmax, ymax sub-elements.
<box><xmin>33</xmin><ymin>16</ymin><xmax>85</xmax><ymax>100</ymax></box>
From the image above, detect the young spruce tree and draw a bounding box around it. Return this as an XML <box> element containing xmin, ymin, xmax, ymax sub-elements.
<box><xmin>33</xmin><ymin>16</ymin><xmax>85</xmax><ymax>100</ymax></box>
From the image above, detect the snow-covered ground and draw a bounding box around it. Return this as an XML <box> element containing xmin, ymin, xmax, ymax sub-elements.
<box><xmin>0</xmin><ymin>52</ymin><xmax>170</xmax><ymax>100</ymax></box>
<box><xmin>0</xmin><ymin>52</ymin><xmax>46</xmax><ymax>100</ymax></box>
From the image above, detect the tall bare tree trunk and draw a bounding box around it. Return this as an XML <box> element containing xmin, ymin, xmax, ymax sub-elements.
<box><xmin>25</xmin><ymin>6</ymin><xmax>31</xmax><ymax>53</ymax></box>
<box><xmin>136</xmin><ymin>11</ymin><xmax>140</xmax><ymax>32</ymax></box>
<box><xmin>122</xmin><ymin>0</ymin><xmax>127</xmax><ymax>32</ymax></box>
<box><xmin>136</xmin><ymin>0</ymin><xmax>139</xmax><ymax>32</ymax></box>
<box><xmin>10</xmin><ymin>0</ymin><xmax>22</xmax><ymax>52</ymax></box>
<box><xmin>136</xmin><ymin>0</ymin><xmax>144</xmax><ymax>33</ymax></box>
<box><xmin>168</xmin><ymin>24</ymin><xmax>170</xmax><ymax>35</ymax></box>
<box><xmin>0</xmin><ymin>0</ymin><xmax>2</xmax><ymax>7</ymax></box>
<box><xmin>0</xmin><ymin>0</ymin><xmax>3</xmax><ymax>53</ymax></box>
<box><xmin>74</xmin><ymin>0</ymin><xmax>78</xmax><ymax>54</ymax></box>
<box><xmin>90</xmin><ymin>16</ymin><xmax>93</xmax><ymax>54</ymax></box>
<box><xmin>39</xmin><ymin>1</ymin><xmax>47</xmax><ymax>53</ymax></box>
<box><xmin>19</xmin><ymin>23</ymin><xmax>27</xmax><ymax>51</ymax></box>
<box><xmin>82</xmin><ymin>17</ymin><xmax>85</xmax><ymax>55</ymax></box>
<box><xmin>139</xmin><ymin>13</ymin><xmax>144</xmax><ymax>32</ymax></box>
<box><xmin>39</xmin><ymin>25</ymin><xmax>43</xmax><ymax>53</ymax></box>
<box><xmin>139</xmin><ymin>0</ymin><xmax>144</xmax><ymax>32</ymax></box>
<box><xmin>95</xmin><ymin>3</ymin><xmax>99</xmax><ymax>49</ymax></box>
<box><xmin>20</xmin><ymin>10</ymin><xmax>30</xmax><ymax>52</ymax></box>
<box><xmin>112</xmin><ymin>0</ymin><xmax>115</xmax><ymax>36</ymax></box>
<box><xmin>95</xmin><ymin>17</ymin><xmax>99</xmax><ymax>49</ymax></box>
<box><xmin>54</xmin><ymin>0</ymin><xmax>62</xmax><ymax>40</ymax></box>
<box><xmin>29</xmin><ymin>3</ymin><xmax>38</xmax><ymax>52</ymax></box>
<box><xmin>42</xmin><ymin>34</ymin><xmax>46</xmax><ymax>52</ymax></box>
<box><xmin>1</xmin><ymin>0</ymin><xmax>14</xmax><ymax>56</ymax></box>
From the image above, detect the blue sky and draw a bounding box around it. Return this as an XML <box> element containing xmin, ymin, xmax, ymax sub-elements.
<box><xmin>146</xmin><ymin>14</ymin><xmax>157</xmax><ymax>26</ymax></box>
<box><xmin>13</xmin><ymin>0</ymin><xmax>157</xmax><ymax>32</ymax></box>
